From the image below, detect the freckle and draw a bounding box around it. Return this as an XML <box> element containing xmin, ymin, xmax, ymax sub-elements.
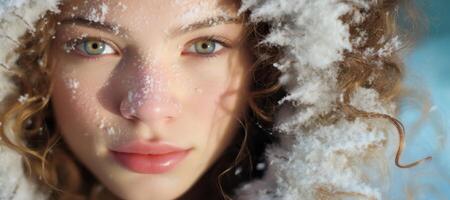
<box><xmin>195</xmin><ymin>88</ymin><xmax>203</xmax><ymax>94</ymax></box>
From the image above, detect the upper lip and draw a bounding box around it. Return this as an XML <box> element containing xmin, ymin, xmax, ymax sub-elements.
<box><xmin>110</xmin><ymin>140</ymin><xmax>190</xmax><ymax>155</ymax></box>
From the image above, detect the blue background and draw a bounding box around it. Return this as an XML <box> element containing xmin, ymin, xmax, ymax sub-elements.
<box><xmin>396</xmin><ymin>0</ymin><xmax>450</xmax><ymax>199</ymax></box>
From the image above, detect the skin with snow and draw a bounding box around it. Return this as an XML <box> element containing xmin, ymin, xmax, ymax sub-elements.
<box><xmin>50</xmin><ymin>0</ymin><xmax>251</xmax><ymax>199</ymax></box>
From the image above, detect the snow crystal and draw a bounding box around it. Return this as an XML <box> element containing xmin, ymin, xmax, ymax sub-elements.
<box><xmin>116</xmin><ymin>2</ymin><xmax>127</xmax><ymax>12</ymax></box>
<box><xmin>429</xmin><ymin>105</ymin><xmax>437</xmax><ymax>113</ymax></box>
<box><xmin>86</xmin><ymin>3</ymin><xmax>109</xmax><ymax>24</ymax></box>
<box><xmin>177</xmin><ymin>1</ymin><xmax>234</xmax><ymax>30</ymax></box>
<box><xmin>362</xmin><ymin>36</ymin><xmax>402</xmax><ymax>58</ymax></box>
<box><xmin>95</xmin><ymin>112</ymin><xmax>122</xmax><ymax>142</ymax></box>
<box><xmin>66</xmin><ymin>78</ymin><xmax>80</xmax><ymax>89</ymax></box>
<box><xmin>98</xmin><ymin>117</ymin><xmax>106</xmax><ymax>129</ymax></box>
<box><xmin>256</xmin><ymin>162</ymin><xmax>266</xmax><ymax>171</ymax></box>
<box><xmin>352</xmin><ymin>10</ymin><xmax>367</xmax><ymax>24</ymax></box>
<box><xmin>352</xmin><ymin>29</ymin><xmax>368</xmax><ymax>47</ymax></box>
<box><xmin>106</xmin><ymin>126</ymin><xmax>116</xmax><ymax>136</ymax></box>
<box><xmin>363</xmin><ymin>47</ymin><xmax>375</xmax><ymax>58</ymax></box>
<box><xmin>376</xmin><ymin>36</ymin><xmax>401</xmax><ymax>57</ymax></box>
<box><xmin>25</xmin><ymin>119</ymin><xmax>33</xmax><ymax>126</ymax></box>
<box><xmin>63</xmin><ymin>40</ymin><xmax>75</xmax><ymax>53</ymax></box>
<box><xmin>234</xmin><ymin>166</ymin><xmax>243</xmax><ymax>175</ymax></box>
<box><xmin>64</xmin><ymin>77</ymin><xmax>80</xmax><ymax>99</ymax></box>
<box><xmin>350</xmin><ymin>87</ymin><xmax>395</xmax><ymax>115</ymax></box>
<box><xmin>17</xmin><ymin>93</ymin><xmax>29</xmax><ymax>104</ymax></box>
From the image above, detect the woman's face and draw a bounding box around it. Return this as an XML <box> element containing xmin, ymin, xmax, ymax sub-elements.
<box><xmin>49</xmin><ymin>0</ymin><xmax>250</xmax><ymax>199</ymax></box>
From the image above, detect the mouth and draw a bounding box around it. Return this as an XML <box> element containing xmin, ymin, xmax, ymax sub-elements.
<box><xmin>110</xmin><ymin>140</ymin><xmax>191</xmax><ymax>174</ymax></box>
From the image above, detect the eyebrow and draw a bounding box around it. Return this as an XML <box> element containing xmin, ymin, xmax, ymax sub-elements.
<box><xmin>59</xmin><ymin>17</ymin><xmax>128</xmax><ymax>35</ymax></box>
<box><xmin>169</xmin><ymin>16</ymin><xmax>241</xmax><ymax>37</ymax></box>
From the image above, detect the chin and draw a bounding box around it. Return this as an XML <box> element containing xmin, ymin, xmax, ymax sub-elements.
<box><xmin>97</xmin><ymin>174</ymin><xmax>194</xmax><ymax>200</ymax></box>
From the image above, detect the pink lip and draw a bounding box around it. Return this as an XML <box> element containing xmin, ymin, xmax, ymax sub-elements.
<box><xmin>110</xmin><ymin>140</ymin><xmax>191</xmax><ymax>174</ymax></box>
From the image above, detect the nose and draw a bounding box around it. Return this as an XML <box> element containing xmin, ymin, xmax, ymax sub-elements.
<box><xmin>119</xmin><ymin>65</ymin><xmax>181</xmax><ymax>123</ymax></box>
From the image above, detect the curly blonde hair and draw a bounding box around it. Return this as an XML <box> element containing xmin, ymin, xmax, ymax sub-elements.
<box><xmin>0</xmin><ymin>0</ymin><xmax>430</xmax><ymax>199</ymax></box>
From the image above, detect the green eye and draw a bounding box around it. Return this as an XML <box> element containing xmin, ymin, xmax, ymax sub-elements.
<box><xmin>84</xmin><ymin>40</ymin><xmax>106</xmax><ymax>55</ymax></box>
<box><xmin>73</xmin><ymin>39</ymin><xmax>116</xmax><ymax>56</ymax></box>
<box><xmin>194</xmin><ymin>40</ymin><xmax>216</xmax><ymax>54</ymax></box>
<box><xmin>186</xmin><ymin>39</ymin><xmax>225</xmax><ymax>55</ymax></box>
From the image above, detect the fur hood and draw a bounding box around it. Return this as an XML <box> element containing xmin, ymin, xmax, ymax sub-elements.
<box><xmin>0</xmin><ymin>0</ymin><xmax>402</xmax><ymax>199</ymax></box>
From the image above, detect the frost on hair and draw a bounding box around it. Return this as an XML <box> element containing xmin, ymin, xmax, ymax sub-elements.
<box><xmin>234</xmin><ymin>0</ymin><xmax>414</xmax><ymax>199</ymax></box>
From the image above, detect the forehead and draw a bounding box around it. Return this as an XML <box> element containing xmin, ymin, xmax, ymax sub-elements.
<box><xmin>58</xmin><ymin>0</ymin><xmax>240</xmax><ymax>28</ymax></box>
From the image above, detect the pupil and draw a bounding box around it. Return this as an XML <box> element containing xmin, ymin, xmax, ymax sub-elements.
<box><xmin>92</xmin><ymin>43</ymin><xmax>99</xmax><ymax>49</ymax></box>
<box><xmin>201</xmin><ymin>43</ymin><xmax>209</xmax><ymax>49</ymax></box>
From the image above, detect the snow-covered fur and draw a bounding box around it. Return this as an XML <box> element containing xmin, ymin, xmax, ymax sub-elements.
<box><xmin>0</xmin><ymin>0</ymin><xmax>399</xmax><ymax>199</ymax></box>
<box><xmin>235</xmin><ymin>1</ymin><xmax>396</xmax><ymax>199</ymax></box>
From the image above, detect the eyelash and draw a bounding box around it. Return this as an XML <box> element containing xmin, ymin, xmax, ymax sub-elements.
<box><xmin>182</xmin><ymin>36</ymin><xmax>231</xmax><ymax>58</ymax></box>
<box><xmin>64</xmin><ymin>37</ymin><xmax>120</xmax><ymax>59</ymax></box>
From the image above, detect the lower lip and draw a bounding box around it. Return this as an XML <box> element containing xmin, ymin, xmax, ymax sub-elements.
<box><xmin>111</xmin><ymin>150</ymin><xmax>190</xmax><ymax>174</ymax></box>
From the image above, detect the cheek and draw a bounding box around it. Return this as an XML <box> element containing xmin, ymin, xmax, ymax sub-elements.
<box><xmin>183</xmin><ymin>82</ymin><xmax>244</xmax><ymax>168</ymax></box>
<box><xmin>182</xmin><ymin>68</ymin><xmax>246</xmax><ymax>148</ymax></box>
<box><xmin>179</xmin><ymin>64</ymin><xmax>247</xmax><ymax>118</ymax></box>
<box><xmin>50</xmin><ymin>65</ymin><xmax>106</xmax><ymax>138</ymax></box>
<box><xmin>52</xmin><ymin>76</ymin><xmax>86</xmax><ymax>122</ymax></box>
<box><xmin>192</xmin><ymin>84</ymin><xmax>239</xmax><ymax>118</ymax></box>
<box><xmin>49</xmin><ymin>49</ymin><xmax>117</xmax><ymax>124</ymax></box>
<box><xmin>51</xmin><ymin>79</ymin><xmax>95</xmax><ymax>146</ymax></box>
<box><xmin>51</xmin><ymin>66</ymin><xmax>119</xmax><ymax>161</ymax></box>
